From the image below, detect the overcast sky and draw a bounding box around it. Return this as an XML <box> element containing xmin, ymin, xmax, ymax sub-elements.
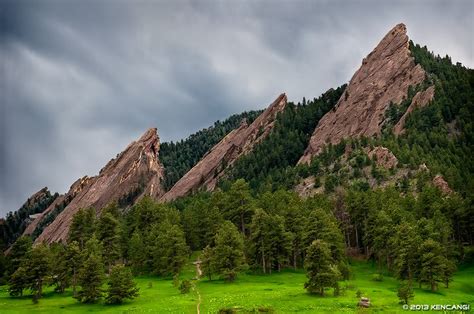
<box><xmin>0</xmin><ymin>0</ymin><xmax>472</xmax><ymax>216</ymax></box>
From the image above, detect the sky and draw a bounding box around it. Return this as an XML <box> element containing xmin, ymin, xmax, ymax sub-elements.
<box><xmin>0</xmin><ymin>0</ymin><xmax>473</xmax><ymax>216</ymax></box>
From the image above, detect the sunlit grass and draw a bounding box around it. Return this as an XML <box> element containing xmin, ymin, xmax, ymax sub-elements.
<box><xmin>0</xmin><ymin>257</ymin><xmax>472</xmax><ymax>313</ymax></box>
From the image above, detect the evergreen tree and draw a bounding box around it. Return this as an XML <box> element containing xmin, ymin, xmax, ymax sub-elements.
<box><xmin>224</xmin><ymin>179</ymin><xmax>253</xmax><ymax>234</ymax></box>
<box><xmin>128</xmin><ymin>230</ymin><xmax>146</xmax><ymax>274</ymax></box>
<box><xmin>25</xmin><ymin>244</ymin><xmax>51</xmax><ymax>303</ymax></box>
<box><xmin>76</xmin><ymin>237</ymin><xmax>105</xmax><ymax>303</ymax></box>
<box><xmin>50</xmin><ymin>243</ymin><xmax>70</xmax><ymax>293</ymax></box>
<box><xmin>151</xmin><ymin>222</ymin><xmax>189</xmax><ymax>276</ymax></box>
<box><xmin>76</xmin><ymin>252</ymin><xmax>105</xmax><ymax>303</ymax></box>
<box><xmin>68</xmin><ymin>208</ymin><xmax>96</xmax><ymax>249</ymax></box>
<box><xmin>200</xmin><ymin>245</ymin><xmax>214</xmax><ymax>280</ymax></box>
<box><xmin>304</xmin><ymin>239</ymin><xmax>340</xmax><ymax>296</ymax></box>
<box><xmin>8</xmin><ymin>236</ymin><xmax>32</xmax><ymax>275</ymax></box>
<box><xmin>393</xmin><ymin>223</ymin><xmax>421</xmax><ymax>281</ymax></box>
<box><xmin>418</xmin><ymin>239</ymin><xmax>448</xmax><ymax>291</ymax></box>
<box><xmin>250</xmin><ymin>209</ymin><xmax>292</xmax><ymax>273</ymax></box>
<box><xmin>397</xmin><ymin>281</ymin><xmax>414</xmax><ymax>305</ymax></box>
<box><xmin>8</xmin><ymin>266</ymin><xmax>28</xmax><ymax>297</ymax></box>
<box><xmin>65</xmin><ymin>241</ymin><xmax>82</xmax><ymax>297</ymax></box>
<box><xmin>97</xmin><ymin>212</ymin><xmax>122</xmax><ymax>272</ymax></box>
<box><xmin>105</xmin><ymin>264</ymin><xmax>139</xmax><ymax>304</ymax></box>
<box><xmin>213</xmin><ymin>221</ymin><xmax>246</xmax><ymax>282</ymax></box>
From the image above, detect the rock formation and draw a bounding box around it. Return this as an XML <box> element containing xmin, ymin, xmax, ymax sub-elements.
<box><xmin>23</xmin><ymin>176</ymin><xmax>93</xmax><ymax>236</ymax></box>
<box><xmin>432</xmin><ymin>174</ymin><xmax>453</xmax><ymax>194</ymax></box>
<box><xmin>299</xmin><ymin>23</ymin><xmax>426</xmax><ymax>164</ymax></box>
<box><xmin>34</xmin><ymin>128</ymin><xmax>165</xmax><ymax>244</ymax></box>
<box><xmin>161</xmin><ymin>94</ymin><xmax>287</xmax><ymax>202</ymax></box>
<box><xmin>367</xmin><ymin>146</ymin><xmax>398</xmax><ymax>169</ymax></box>
<box><xmin>393</xmin><ymin>85</ymin><xmax>435</xmax><ymax>135</ymax></box>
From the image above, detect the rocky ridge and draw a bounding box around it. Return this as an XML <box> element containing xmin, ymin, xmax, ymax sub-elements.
<box><xmin>34</xmin><ymin>128</ymin><xmax>165</xmax><ymax>244</ymax></box>
<box><xmin>160</xmin><ymin>94</ymin><xmax>287</xmax><ymax>202</ymax></box>
<box><xmin>299</xmin><ymin>23</ymin><xmax>426</xmax><ymax>164</ymax></box>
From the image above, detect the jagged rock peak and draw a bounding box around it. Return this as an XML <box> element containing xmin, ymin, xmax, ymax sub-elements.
<box><xmin>161</xmin><ymin>93</ymin><xmax>287</xmax><ymax>202</ymax></box>
<box><xmin>34</xmin><ymin>128</ymin><xmax>165</xmax><ymax>244</ymax></box>
<box><xmin>299</xmin><ymin>23</ymin><xmax>426</xmax><ymax>164</ymax></box>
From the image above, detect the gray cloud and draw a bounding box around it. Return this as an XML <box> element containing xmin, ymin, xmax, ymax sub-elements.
<box><xmin>1</xmin><ymin>0</ymin><xmax>472</xmax><ymax>215</ymax></box>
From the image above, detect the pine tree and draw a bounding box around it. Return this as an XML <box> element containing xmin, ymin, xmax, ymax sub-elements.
<box><xmin>25</xmin><ymin>244</ymin><xmax>51</xmax><ymax>303</ymax></box>
<box><xmin>397</xmin><ymin>281</ymin><xmax>414</xmax><ymax>305</ymax></box>
<box><xmin>68</xmin><ymin>208</ymin><xmax>96</xmax><ymax>249</ymax></box>
<box><xmin>213</xmin><ymin>221</ymin><xmax>246</xmax><ymax>282</ymax></box>
<box><xmin>200</xmin><ymin>245</ymin><xmax>214</xmax><ymax>280</ymax></box>
<box><xmin>304</xmin><ymin>239</ymin><xmax>339</xmax><ymax>296</ymax></box>
<box><xmin>8</xmin><ymin>236</ymin><xmax>32</xmax><ymax>275</ymax></box>
<box><xmin>97</xmin><ymin>212</ymin><xmax>122</xmax><ymax>273</ymax></box>
<box><xmin>418</xmin><ymin>239</ymin><xmax>447</xmax><ymax>291</ymax></box>
<box><xmin>76</xmin><ymin>237</ymin><xmax>105</xmax><ymax>303</ymax></box>
<box><xmin>128</xmin><ymin>230</ymin><xmax>146</xmax><ymax>274</ymax></box>
<box><xmin>76</xmin><ymin>252</ymin><xmax>105</xmax><ymax>303</ymax></box>
<box><xmin>50</xmin><ymin>243</ymin><xmax>69</xmax><ymax>293</ymax></box>
<box><xmin>105</xmin><ymin>264</ymin><xmax>139</xmax><ymax>304</ymax></box>
<box><xmin>393</xmin><ymin>223</ymin><xmax>421</xmax><ymax>281</ymax></box>
<box><xmin>8</xmin><ymin>266</ymin><xmax>28</xmax><ymax>297</ymax></box>
<box><xmin>224</xmin><ymin>179</ymin><xmax>253</xmax><ymax>234</ymax></box>
<box><xmin>66</xmin><ymin>241</ymin><xmax>82</xmax><ymax>297</ymax></box>
<box><xmin>151</xmin><ymin>222</ymin><xmax>189</xmax><ymax>276</ymax></box>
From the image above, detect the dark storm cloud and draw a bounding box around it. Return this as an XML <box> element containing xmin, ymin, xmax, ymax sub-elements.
<box><xmin>1</xmin><ymin>0</ymin><xmax>472</xmax><ymax>215</ymax></box>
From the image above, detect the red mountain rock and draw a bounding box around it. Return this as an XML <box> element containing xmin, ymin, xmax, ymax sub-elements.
<box><xmin>299</xmin><ymin>23</ymin><xmax>426</xmax><ymax>164</ymax></box>
<box><xmin>34</xmin><ymin>128</ymin><xmax>165</xmax><ymax>244</ymax></box>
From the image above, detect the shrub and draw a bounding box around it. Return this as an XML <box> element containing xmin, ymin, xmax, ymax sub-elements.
<box><xmin>179</xmin><ymin>280</ymin><xmax>192</xmax><ymax>294</ymax></box>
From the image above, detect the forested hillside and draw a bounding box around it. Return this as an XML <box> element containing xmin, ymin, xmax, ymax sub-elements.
<box><xmin>378</xmin><ymin>41</ymin><xmax>474</xmax><ymax>196</ymax></box>
<box><xmin>225</xmin><ymin>86</ymin><xmax>345</xmax><ymax>192</ymax></box>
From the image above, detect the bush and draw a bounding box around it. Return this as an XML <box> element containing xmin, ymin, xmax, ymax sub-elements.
<box><xmin>179</xmin><ymin>280</ymin><xmax>192</xmax><ymax>294</ymax></box>
<box><xmin>371</xmin><ymin>273</ymin><xmax>384</xmax><ymax>282</ymax></box>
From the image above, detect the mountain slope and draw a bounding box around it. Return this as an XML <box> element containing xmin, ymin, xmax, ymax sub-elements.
<box><xmin>160</xmin><ymin>110</ymin><xmax>262</xmax><ymax>190</ymax></box>
<box><xmin>34</xmin><ymin>128</ymin><xmax>165</xmax><ymax>244</ymax></box>
<box><xmin>161</xmin><ymin>94</ymin><xmax>287</xmax><ymax>201</ymax></box>
<box><xmin>299</xmin><ymin>23</ymin><xmax>426</xmax><ymax>164</ymax></box>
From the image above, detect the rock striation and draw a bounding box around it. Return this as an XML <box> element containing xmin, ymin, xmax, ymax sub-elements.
<box><xmin>34</xmin><ymin>128</ymin><xmax>165</xmax><ymax>244</ymax></box>
<box><xmin>393</xmin><ymin>85</ymin><xmax>435</xmax><ymax>135</ymax></box>
<box><xmin>161</xmin><ymin>94</ymin><xmax>287</xmax><ymax>202</ymax></box>
<box><xmin>299</xmin><ymin>23</ymin><xmax>426</xmax><ymax>164</ymax></box>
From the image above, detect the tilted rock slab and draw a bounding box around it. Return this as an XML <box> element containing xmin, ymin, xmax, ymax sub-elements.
<box><xmin>23</xmin><ymin>176</ymin><xmax>93</xmax><ymax>236</ymax></box>
<box><xmin>34</xmin><ymin>128</ymin><xmax>165</xmax><ymax>244</ymax></box>
<box><xmin>299</xmin><ymin>23</ymin><xmax>426</xmax><ymax>164</ymax></box>
<box><xmin>161</xmin><ymin>94</ymin><xmax>287</xmax><ymax>202</ymax></box>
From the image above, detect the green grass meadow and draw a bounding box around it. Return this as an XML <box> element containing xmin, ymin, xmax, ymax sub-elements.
<box><xmin>1</xmin><ymin>258</ymin><xmax>472</xmax><ymax>313</ymax></box>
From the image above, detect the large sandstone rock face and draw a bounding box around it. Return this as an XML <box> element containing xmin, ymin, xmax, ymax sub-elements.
<box><xmin>393</xmin><ymin>85</ymin><xmax>435</xmax><ymax>135</ymax></box>
<box><xmin>161</xmin><ymin>94</ymin><xmax>287</xmax><ymax>202</ymax></box>
<box><xmin>34</xmin><ymin>128</ymin><xmax>165</xmax><ymax>244</ymax></box>
<box><xmin>23</xmin><ymin>176</ymin><xmax>93</xmax><ymax>236</ymax></box>
<box><xmin>299</xmin><ymin>23</ymin><xmax>426</xmax><ymax>164</ymax></box>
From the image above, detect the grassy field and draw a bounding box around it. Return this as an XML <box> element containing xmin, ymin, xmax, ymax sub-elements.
<box><xmin>0</xmin><ymin>257</ymin><xmax>472</xmax><ymax>313</ymax></box>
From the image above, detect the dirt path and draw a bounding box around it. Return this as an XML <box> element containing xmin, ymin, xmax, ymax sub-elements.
<box><xmin>193</xmin><ymin>260</ymin><xmax>202</xmax><ymax>314</ymax></box>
